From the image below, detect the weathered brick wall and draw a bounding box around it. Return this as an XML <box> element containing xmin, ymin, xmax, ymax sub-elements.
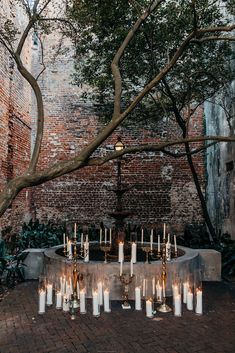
<box><xmin>0</xmin><ymin>2</ymin><xmax>33</xmax><ymax>234</ymax></box>
<box><xmin>31</xmin><ymin>26</ymin><xmax>205</xmax><ymax>235</ymax></box>
<box><xmin>0</xmin><ymin>2</ymin><xmax>206</xmax><ymax>237</ymax></box>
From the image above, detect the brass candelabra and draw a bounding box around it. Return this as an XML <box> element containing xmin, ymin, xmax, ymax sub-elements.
<box><xmin>100</xmin><ymin>242</ymin><xmax>111</xmax><ymax>263</ymax></box>
<box><xmin>119</xmin><ymin>273</ymin><xmax>134</xmax><ymax>309</ymax></box>
<box><xmin>157</xmin><ymin>237</ymin><xmax>172</xmax><ymax>313</ymax></box>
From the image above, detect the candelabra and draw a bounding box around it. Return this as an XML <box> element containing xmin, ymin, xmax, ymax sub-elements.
<box><xmin>119</xmin><ymin>273</ymin><xmax>134</xmax><ymax>309</ymax></box>
<box><xmin>63</xmin><ymin>232</ymin><xmax>89</xmax><ymax>319</ymax></box>
<box><xmin>141</xmin><ymin>243</ymin><xmax>152</xmax><ymax>263</ymax></box>
<box><xmin>157</xmin><ymin>237</ymin><xmax>172</xmax><ymax>313</ymax></box>
<box><xmin>100</xmin><ymin>242</ymin><xmax>112</xmax><ymax>263</ymax></box>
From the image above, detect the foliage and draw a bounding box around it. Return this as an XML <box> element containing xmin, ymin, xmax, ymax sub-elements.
<box><xmin>69</xmin><ymin>0</ymin><xmax>233</xmax><ymax>125</ymax></box>
<box><xmin>0</xmin><ymin>238</ymin><xmax>28</xmax><ymax>288</ymax></box>
<box><xmin>178</xmin><ymin>229</ymin><xmax>235</xmax><ymax>279</ymax></box>
<box><xmin>17</xmin><ymin>219</ymin><xmax>64</xmax><ymax>250</ymax></box>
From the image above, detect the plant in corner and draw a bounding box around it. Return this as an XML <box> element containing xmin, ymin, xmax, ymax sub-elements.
<box><xmin>17</xmin><ymin>219</ymin><xmax>64</xmax><ymax>250</ymax></box>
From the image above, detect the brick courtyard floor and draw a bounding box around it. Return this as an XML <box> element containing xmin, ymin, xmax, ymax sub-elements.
<box><xmin>0</xmin><ymin>281</ymin><xmax>235</xmax><ymax>353</ymax></box>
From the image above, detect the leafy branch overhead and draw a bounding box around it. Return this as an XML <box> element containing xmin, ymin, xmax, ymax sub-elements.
<box><xmin>0</xmin><ymin>0</ymin><xmax>234</xmax><ymax>219</ymax></box>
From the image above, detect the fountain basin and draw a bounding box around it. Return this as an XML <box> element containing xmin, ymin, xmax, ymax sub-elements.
<box><xmin>44</xmin><ymin>242</ymin><xmax>200</xmax><ymax>299</ymax></box>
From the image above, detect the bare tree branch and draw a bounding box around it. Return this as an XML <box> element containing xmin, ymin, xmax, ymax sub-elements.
<box><xmin>193</xmin><ymin>36</ymin><xmax>235</xmax><ymax>43</ymax></box>
<box><xmin>35</xmin><ymin>35</ymin><xmax>46</xmax><ymax>81</ymax></box>
<box><xmin>111</xmin><ymin>0</ymin><xmax>163</xmax><ymax>118</ymax></box>
<box><xmin>14</xmin><ymin>53</ymin><xmax>44</xmax><ymax>172</ymax></box>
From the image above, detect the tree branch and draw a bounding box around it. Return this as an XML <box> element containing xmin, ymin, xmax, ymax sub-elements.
<box><xmin>192</xmin><ymin>36</ymin><xmax>235</xmax><ymax>43</ymax></box>
<box><xmin>111</xmin><ymin>0</ymin><xmax>162</xmax><ymax>118</ymax></box>
<box><xmin>14</xmin><ymin>53</ymin><xmax>44</xmax><ymax>172</ymax></box>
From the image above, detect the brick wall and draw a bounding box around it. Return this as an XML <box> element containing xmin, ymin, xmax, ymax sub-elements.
<box><xmin>0</xmin><ymin>3</ymin><xmax>206</xmax><ymax>236</ymax></box>
<box><xmin>0</xmin><ymin>2</ymin><xmax>33</xmax><ymax>234</ymax></box>
<box><xmin>31</xmin><ymin>27</ymin><xmax>205</xmax><ymax>235</ymax></box>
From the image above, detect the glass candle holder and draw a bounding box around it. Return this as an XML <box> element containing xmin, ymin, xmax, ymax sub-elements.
<box><xmin>186</xmin><ymin>286</ymin><xmax>194</xmax><ymax>311</ymax></box>
<box><xmin>195</xmin><ymin>286</ymin><xmax>203</xmax><ymax>315</ymax></box>
<box><xmin>79</xmin><ymin>287</ymin><xmax>87</xmax><ymax>314</ymax></box>
<box><xmin>38</xmin><ymin>276</ymin><xmax>46</xmax><ymax>314</ymax></box>
<box><xmin>46</xmin><ymin>281</ymin><xmax>53</xmax><ymax>306</ymax></box>
<box><xmin>103</xmin><ymin>287</ymin><xmax>111</xmax><ymax>313</ymax></box>
<box><xmin>156</xmin><ymin>277</ymin><xmax>163</xmax><ymax>303</ymax></box>
<box><xmin>92</xmin><ymin>289</ymin><xmax>100</xmax><ymax>317</ymax></box>
<box><xmin>145</xmin><ymin>297</ymin><xmax>154</xmax><ymax>318</ymax></box>
<box><xmin>135</xmin><ymin>286</ymin><xmax>142</xmax><ymax>311</ymax></box>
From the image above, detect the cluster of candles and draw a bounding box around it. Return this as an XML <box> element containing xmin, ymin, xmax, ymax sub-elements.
<box><xmin>38</xmin><ymin>222</ymin><xmax>202</xmax><ymax>319</ymax></box>
<box><xmin>38</xmin><ymin>276</ymin><xmax>111</xmax><ymax>317</ymax></box>
<box><xmin>63</xmin><ymin>224</ymin><xmax>89</xmax><ymax>261</ymax></box>
<box><xmin>38</xmin><ymin>275</ymin><xmax>203</xmax><ymax>318</ymax></box>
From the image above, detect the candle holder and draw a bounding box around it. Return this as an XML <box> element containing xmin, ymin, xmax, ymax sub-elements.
<box><xmin>141</xmin><ymin>244</ymin><xmax>151</xmax><ymax>263</ymax></box>
<box><xmin>100</xmin><ymin>242</ymin><xmax>111</xmax><ymax>263</ymax></box>
<box><xmin>69</xmin><ymin>294</ymin><xmax>76</xmax><ymax>320</ymax></box>
<box><xmin>157</xmin><ymin>238</ymin><xmax>172</xmax><ymax>313</ymax></box>
<box><xmin>119</xmin><ymin>273</ymin><xmax>134</xmax><ymax>309</ymax></box>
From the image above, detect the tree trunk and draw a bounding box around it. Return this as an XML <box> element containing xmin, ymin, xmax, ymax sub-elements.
<box><xmin>184</xmin><ymin>141</ymin><xmax>217</xmax><ymax>243</ymax></box>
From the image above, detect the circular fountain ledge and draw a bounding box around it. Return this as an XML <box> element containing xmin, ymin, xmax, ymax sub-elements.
<box><xmin>44</xmin><ymin>242</ymin><xmax>199</xmax><ymax>300</ymax></box>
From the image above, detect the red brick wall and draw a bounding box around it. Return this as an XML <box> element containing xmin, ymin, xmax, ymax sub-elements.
<box><xmin>0</xmin><ymin>6</ymin><xmax>206</xmax><ymax>236</ymax></box>
<box><xmin>0</xmin><ymin>31</ymin><xmax>32</xmax><ymax>233</ymax></box>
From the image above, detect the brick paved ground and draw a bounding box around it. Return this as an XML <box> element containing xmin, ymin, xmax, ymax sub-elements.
<box><xmin>0</xmin><ymin>281</ymin><xmax>235</xmax><ymax>353</ymax></box>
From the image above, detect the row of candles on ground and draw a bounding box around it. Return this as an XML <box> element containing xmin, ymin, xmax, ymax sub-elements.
<box><xmin>38</xmin><ymin>275</ymin><xmax>203</xmax><ymax>318</ymax></box>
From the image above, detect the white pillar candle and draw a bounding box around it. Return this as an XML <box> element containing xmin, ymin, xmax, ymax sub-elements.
<box><xmin>156</xmin><ymin>281</ymin><xmax>162</xmax><ymax>302</ymax></box>
<box><xmin>166</xmin><ymin>236</ymin><xmax>171</xmax><ymax>261</ymax></box>
<box><xmin>46</xmin><ymin>284</ymin><xmax>53</xmax><ymax>305</ymax></box>
<box><xmin>74</xmin><ymin>223</ymin><xmax>77</xmax><ymax>238</ymax></box>
<box><xmin>81</xmin><ymin>233</ymin><xmax>84</xmax><ymax>248</ymax></box>
<box><xmin>109</xmin><ymin>228</ymin><xmax>112</xmax><ymax>244</ymax></box>
<box><xmin>60</xmin><ymin>276</ymin><xmax>66</xmax><ymax>295</ymax></box>
<box><xmin>174</xmin><ymin>294</ymin><xmax>182</xmax><ymax>316</ymax></box>
<box><xmin>62</xmin><ymin>295</ymin><xmax>70</xmax><ymax>312</ymax></box>
<box><xmin>163</xmin><ymin>223</ymin><xmax>166</xmax><ymax>240</ymax></box>
<box><xmin>92</xmin><ymin>291</ymin><xmax>100</xmax><ymax>317</ymax></box>
<box><xmin>141</xmin><ymin>228</ymin><xmax>144</xmax><ymax>244</ymax></box>
<box><xmin>130</xmin><ymin>260</ymin><xmax>133</xmax><ymax>277</ymax></box>
<box><xmin>56</xmin><ymin>291</ymin><xmax>62</xmax><ymax>309</ymax></box>
<box><xmin>84</xmin><ymin>240</ymin><xmax>89</xmax><ymax>262</ymax></box>
<box><xmin>63</xmin><ymin>233</ymin><xmax>66</xmax><ymax>247</ymax></box>
<box><xmin>99</xmin><ymin>228</ymin><xmax>102</xmax><ymax>243</ymax></box>
<box><xmin>158</xmin><ymin>234</ymin><xmax>160</xmax><ymax>253</ymax></box>
<box><xmin>143</xmin><ymin>278</ymin><xmax>146</xmax><ymax>296</ymax></box>
<box><xmin>135</xmin><ymin>287</ymin><xmax>142</xmax><ymax>310</ymax></box>
<box><xmin>172</xmin><ymin>284</ymin><xmax>178</xmax><ymax>298</ymax></box>
<box><xmin>146</xmin><ymin>299</ymin><xmax>153</xmax><ymax>318</ymax></box>
<box><xmin>195</xmin><ymin>289</ymin><xmax>203</xmax><ymax>315</ymax></box>
<box><xmin>98</xmin><ymin>281</ymin><xmax>103</xmax><ymax>306</ymax></box>
<box><xmin>118</xmin><ymin>242</ymin><xmax>124</xmax><ymax>262</ymax></box>
<box><xmin>66</xmin><ymin>282</ymin><xmax>72</xmax><ymax>298</ymax></box>
<box><xmin>152</xmin><ymin>277</ymin><xmax>155</xmax><ymax>296</ymax></box>
<box><xmin>68</xmin><ymin>240</ymin><xmax>72</xmax><ymax>260</ymax></box>
<box><xmin>80</xmin><ymin>289</ymin><xmax>86</xmax><ymax>314</ymax></box>
<box><xmin>76</xmin><ymin>281</ymin><xmax>80</xmax><ymax>299</ymax></box>
<box><xmin>187</xmin><ymin>290</ymin><xmax>193</xmax><ymax>311</ymax></box>
<box><xmin>120</xmin><ymin>261</ymin><xmax>123</xmax><ymax>276</ymax></box>
<box><xmin>131</xmin><ymin>242</ymin><xmax>137</xmax><ymax>263</ymax></box>
<box><xmin>66</xmin><ymin>236</ymin><xmax>69</xmax><ymax>252</ymax></box>
<box><xmin>104</xmin><ymin>228</ymin><xmax>107</xmax><ymax>244</ymax></box>
<box><xmin>150</xmin><ymin>229</ymin><xmax>153</xmax><ymax>250</ymax></box>
<box><xmin>174</xmin><ymin>234</ymin><xmax>177</xmax><ymax>253</ymax></box>
<box><xmin>104</xmin><ymin>289</ymin><xmax>111</xmax><ymax>312</ymax></box>
<box><xmin>38</xmin><ymin>289</ymin><xmax>46</xmax><ymax>314</ymax></box>
<box><xmin>183</xmin><ymin>282</ymin><xmax>188</xmax><ymax>304</ymax></box>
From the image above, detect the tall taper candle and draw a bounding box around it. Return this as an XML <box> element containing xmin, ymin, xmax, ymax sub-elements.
<box><xmin>118</xmin><ymin>242</ymin><xmax>124</xmax><ymax>262</ymax></box>
<box><xmin>38</xmin><ymin>289</ymin><xmax>46</xmax><ymax>314</ymax></box>
<box><xmin>131</xmin><ymin>242</ymin><xmax>137</xmax><ymax>263</ymax></box>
